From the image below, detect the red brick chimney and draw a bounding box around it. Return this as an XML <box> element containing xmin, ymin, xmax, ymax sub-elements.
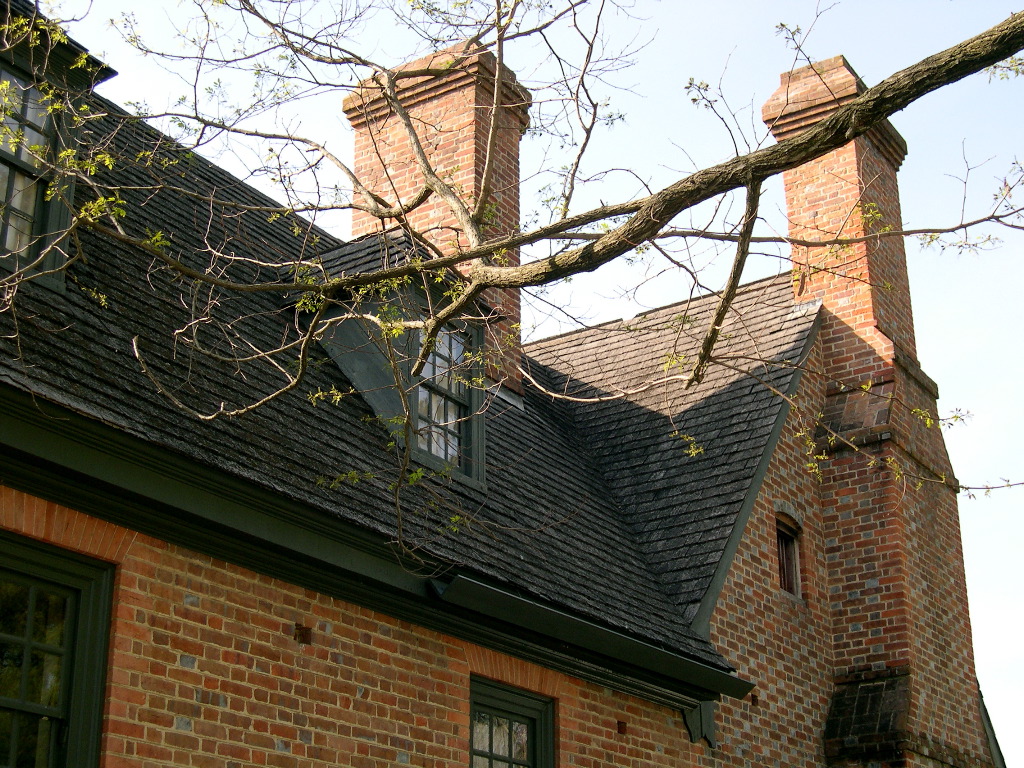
<box><xmin>764</xmin><ymin>58</ymin><xmax>997</xmax><ymax>765</ymax></box>
<box><xmin>343</xmin><ymin>48</ymin><xmax>531</xmax><ymax>392</ymax></box>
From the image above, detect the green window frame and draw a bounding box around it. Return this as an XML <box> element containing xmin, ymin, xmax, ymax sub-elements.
<box><xmin>416</xmin><ymin>324</ymin><xmax>475</xmax><ymax>467</ymax></box>
<box><xmin>470</xmin><ymin>677</ymin><xmax>554</xmax><ymax>768</ymax></box>
<box><xmin>0</xmin><ymin>62</ymin><xmax>72</xmax><ymax>285</ymax></box>
<box><xmin>411</xmin><ymin>319</ymin><xmax>487</xmax><ymax>483</ymax></box>
<box><xmin>0</xmin><ymin>530</ymin><xmax>113</xmax><ymax>768</ymax></box>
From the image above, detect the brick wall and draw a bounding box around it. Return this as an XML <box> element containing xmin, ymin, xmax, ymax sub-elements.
<box><xmin>704</xmin><ymin>342</ymin><xmax>835</xmax><ymax>768</ymax></box>
<box><xmin>0</xmin><ymin>484</ymin><xmax>702</xmax><ymax>768</ymax></box>
<box><xmin>344</xmin><ymin>48</ymin><xmax>530</xmax><ymax>391</ymax></box>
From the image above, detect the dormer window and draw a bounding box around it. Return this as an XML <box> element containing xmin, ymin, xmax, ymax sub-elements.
<box><xmin>417</xmin><ymin>325</ymin><xmax>472</xmax><ymax>464</ymax></box>
<box><xmin>0</xmin><ymin>66</ymin><xmax>52</xmax><ymax>265</ymax></box>
<box><xmin>319</xmin><ymin>304</ymin><xmax>487</xmax><ymax>484</ymax></box>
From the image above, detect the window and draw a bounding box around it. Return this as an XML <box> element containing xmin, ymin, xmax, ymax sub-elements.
<box><xmin>414</xmin><ymin>323</ymin><xmax>484</xmax><ymax>480</ymax></box>
<box><xmin>417</xmin><ymin>325</ymin><xmax>471</xmax><ymax>463</ymax></box>
<box><xmin>470</xmin><ymin>678</ymin><xmax>554</xmax><ymax>768</ymax></box>
<box><xmin>0</xmin><ymin>531</ymin><xmax>113</xmax><ymax>768</ymax></box>
<box><xmin>0</xmin><ymin>65</ymin><xmax>54</xmax><ymax>271</ymax></box>
<box><xmin>776</xmin><ymin>515</ymin><xmax>800</xmax><ymax>595</ymax></box>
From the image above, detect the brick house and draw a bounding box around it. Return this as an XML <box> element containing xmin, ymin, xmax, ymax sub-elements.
<box><xmin>0</xmin><ymin>5</ymin><xmax>1005</xmax><ymax>767</ymax></box>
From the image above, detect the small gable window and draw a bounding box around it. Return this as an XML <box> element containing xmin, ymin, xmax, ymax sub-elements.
<box><xmin>470</xmin><ymin>677</ymin><xmax>554</xmax><ymax>768</ymax></box>
<box><xmin>775</xmin><ymin>513</ymin><xmax>801</xmax><ymax>596</ymax></box>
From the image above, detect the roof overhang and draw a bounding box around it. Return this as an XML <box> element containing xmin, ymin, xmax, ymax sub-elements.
<box><xmin>0</xmin><ymin>380</ymin><xmax>751</xmax><ymax>711</ymax></box>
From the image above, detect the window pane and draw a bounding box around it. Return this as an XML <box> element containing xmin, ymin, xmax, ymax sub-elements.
<box><xmin>430</xmin><ymin>395</ymin><xmax>445</xmax><ymax>426</ymax></box>
<box><xmin>12</xmin><ymin>710</ymin><xmax>51</xmax><ymax>768</ymax></box>
<box><xmin>26</xmin><ymin>652</ymin><xmax>61</xmax><ymax>707</ymax></box>
<box><xmin>0</xmin><ymin>708</ymin><xmax>11</xmax><ymax>760</ymax></box>
<box><xmin>492</xmin><ymin>717</ymin><xmax>510</xmax><ymax>757</ymax></box>
<box><xmin>0</xmin><ymin>582</ymin><xmax>29</xmax><ymax>637</ymax></box>
<box><xmin>19</xmin><ymin>129</ymin><xmax>45</xmax><ymax>167</ymax></box>
<box><xmin>1</xmin><ymin>74</ymin><xmax>25</xmax><ymax>116</ymax></box>
<box><xmin>9</xmin><ymin>173</ymin><xmax>36</xmax><ymax>217</ymax></box>
<box><xmin>511</xmin><ymin>720</ymin><xmax>529</xmax><ymax>761</ymax></box>
<box><xmin>472</xmin><ymin>711</ymin><xmax>490</xmax><ymax>751</ymax></box>
<box><xmin>472</xmin><ymin>757</ymin><xmax>489</xmax><ymax>768</ymax></box>
<box><xmin>31</xmin><ymin>592</ymin><xmax>65</xmax><ymax>647</ymax></box>
<box><xmin>5</xmin><ymin>213</ymin><xmax>33</xmax><ymax>254</ymax></box>
<box><xmin>0</xmin><ymin>163</ymin><xmax>10</xmax><ymax>205</ymax></box>
<box><xmin>0</xmin><ymin>643</ymin><xmax>23</xmax><ymax>699</ymax></box>
<box><xmin>24</xmin><ymin>89</ymin><xmax>47</xmax><ymax>131</ymax></box>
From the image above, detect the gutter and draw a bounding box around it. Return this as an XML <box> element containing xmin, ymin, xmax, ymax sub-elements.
<box><xmin>434</xmin><ymin>574</ymin><xmax>753</xmax><ymax>701</ymax></box>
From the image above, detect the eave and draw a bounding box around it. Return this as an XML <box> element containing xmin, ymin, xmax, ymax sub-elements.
<box><xmin>0</xmin><ymin>380</ymin><xmax>751</xmax><ymax>712</ymax></box>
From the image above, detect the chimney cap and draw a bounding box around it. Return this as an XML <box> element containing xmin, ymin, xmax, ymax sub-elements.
<box><xmin>762</xmin><ymin>55</ymin><xmax>907</xmax><ymax>168</ymax></box>
<box><xmin>343</xmin><ymin>45</ymin><xmax>531</xmax><ymax>129</ymax></box>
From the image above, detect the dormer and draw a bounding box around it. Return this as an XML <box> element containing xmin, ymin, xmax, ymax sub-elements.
<box><xmin>318</xmin><ymin>230</ymin><xmax>488</xmax><ymax>484</ymax></box>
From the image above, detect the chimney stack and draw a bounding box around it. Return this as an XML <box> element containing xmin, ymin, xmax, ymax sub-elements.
<box><xmin>763</xmin><ymin>58</ymin><xmax>996</xmax><ymax>766</ymax></box>
<box><xmin>344</xmin><ymin>48</ymin><xmax>531</xmax><ymax>392</ymax></box>
<box><xmin>763</xmin><ymin>55</ymin><xmax>915</xmax><ymax>385</ymax></box>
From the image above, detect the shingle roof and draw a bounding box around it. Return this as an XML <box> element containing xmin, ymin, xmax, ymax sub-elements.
<box><xmin>321</xmin><ymin>229</ymin><xmax>428</xmax><ymax>276</ymax></box>
<box><xmin>526</xmin><ymin>281</ymin><xmax>820</xmax><ymax>621</ymax></box>
<box><xmin>0</xmin><ymin>91</ymin><xmax>820</xmax><ymax>676</ymax></box>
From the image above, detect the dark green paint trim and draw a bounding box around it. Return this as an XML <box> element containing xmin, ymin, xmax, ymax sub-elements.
<box><xmin>0</xmin><ymin>385</ymin><xmax>426</xmax><ymax>596</ymax></box>
<box><xmin>0</xmin><ymin>382</ymin><xmax>739</xmax><ymax>710</ymax></box>
<box><xmin>471</xmin><ymin>677</ymin><xmax>555</xmax><ymax>768</ymax></box>
<box><xmin>690</xmin><ymin>305</ymin><xmax>823</xmax><ymax>635</ymax></box>
<box><xmin>683</xmin><ymin>700</ymin><xmax>718</xmax><ymax>748</ymax></box>
<box><xmin>438</xmin><ymin>575</ymin><xmax>753</xmax><ymax>701</ymax></box>
<box><xmin>0</xmin><ymin>529</ymin><xmax>114</xmax><ymax>768</ymax></box>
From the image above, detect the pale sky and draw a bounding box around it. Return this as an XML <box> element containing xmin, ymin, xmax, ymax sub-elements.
<box><xmin>56</xmin><ymin>0</ymin><xmax>1024</xmax><ymax>762</ymax></box>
